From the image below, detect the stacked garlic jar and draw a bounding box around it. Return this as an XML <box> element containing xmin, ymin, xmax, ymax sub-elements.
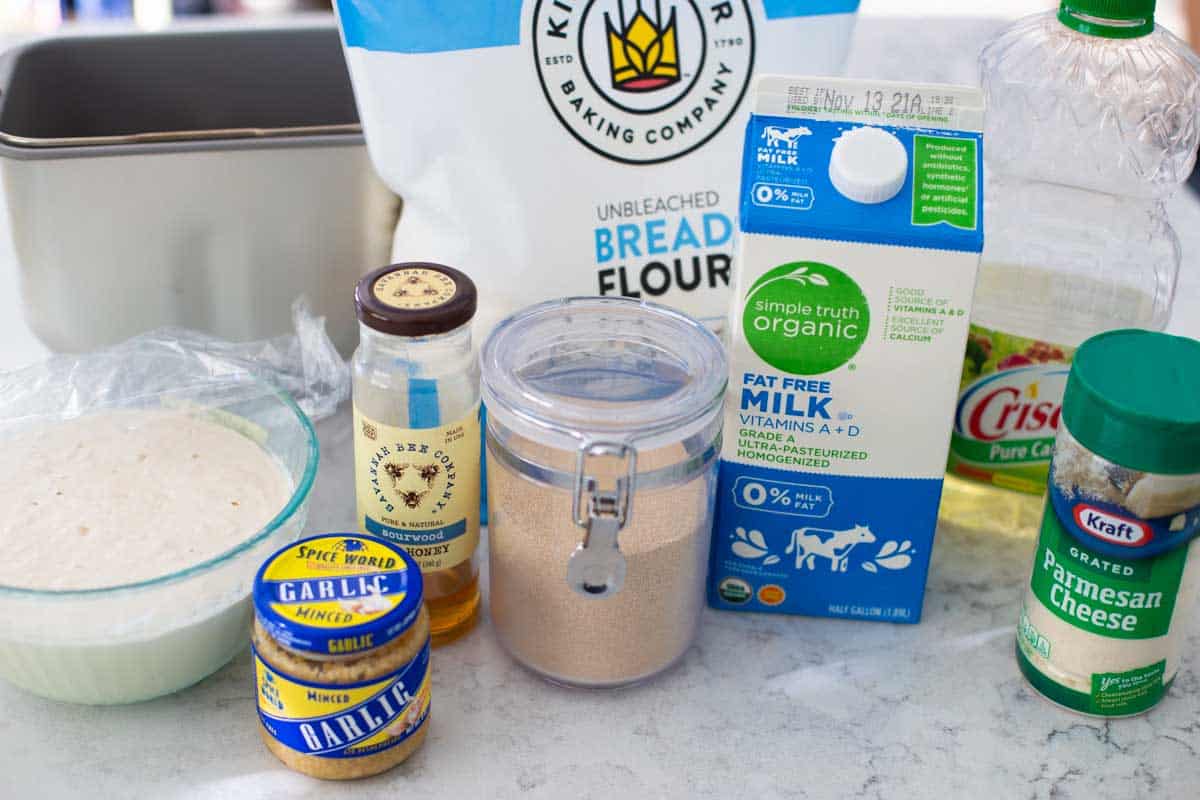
<box><xmin>1018</xmin><ymin>330</ymin><xmax>1200</xmax><ymax>716</ymax></box>
<box><xmin>480</xmin><ymin>298</ymin><xmax>727</xmax><ymax>687</ymax></box>
<box><xmin>252</xmin><ymin>534</ymin><xmax>431</xmax><ymax>779</ymax></box>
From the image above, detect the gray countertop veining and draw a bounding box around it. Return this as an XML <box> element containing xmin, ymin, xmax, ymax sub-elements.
<box><xmin>4</xmin><ymin>406</ymin><xmax>1198</xmax><ymax>800</ymax></box>
<box><xmin>2</xmin><ymin>14</ymin><xmax>1200</xmax><ymax>800</ymax></box>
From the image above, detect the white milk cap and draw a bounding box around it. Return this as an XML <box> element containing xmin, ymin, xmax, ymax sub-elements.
<box><xmin>828</xmin><ymin>126</ymin><xmax>908</xmax><ymax>204</ymax></box>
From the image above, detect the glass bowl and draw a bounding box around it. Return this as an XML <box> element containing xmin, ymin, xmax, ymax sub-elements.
<box><xmin>0</xmin><ymin>386</ymin><xmax>318</xmax><ymax>705</ymax></box>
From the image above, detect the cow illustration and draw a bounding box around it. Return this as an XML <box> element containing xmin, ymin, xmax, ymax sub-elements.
<box><xmin>762</xmin><ymin>125</ymin><xmax>812</xmax><ymax>149</ymax></box>
<box><xmin>383</xmin><ymin>461</ymin><xmax>442</xmax><ymax>509</ymax></box>
<box><xmin>785</xmin><ymin>525</ymin><xmax>877</xmax><ymax>572</ymax></box>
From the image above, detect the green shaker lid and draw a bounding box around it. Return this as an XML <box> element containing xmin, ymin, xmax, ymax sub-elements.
<box><xmin>1059</xmin><ymin>0</ymin><xmax>1156</xmax><ymax>38</ymax></box>
<box><xmin>1063</xmin><ymin>329</ymin><xmax>1200</xmax><ymax>474</ymax></box>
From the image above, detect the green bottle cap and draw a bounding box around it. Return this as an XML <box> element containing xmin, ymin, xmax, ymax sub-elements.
<box><xmin>1059</xmin><ymin>0</ymin><xmax>1156</xmax><ymax>38</ymax></box>
<box><xmin>1062</xmin><ymin>329</ymin><xmax>1200</xmax><ymax>475</ymax></box>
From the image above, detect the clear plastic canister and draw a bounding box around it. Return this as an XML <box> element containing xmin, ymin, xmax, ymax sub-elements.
<box><xmin>480</xmin><ymin>297</ymin><xmax>727</xmax><ymax>688</ymax></box>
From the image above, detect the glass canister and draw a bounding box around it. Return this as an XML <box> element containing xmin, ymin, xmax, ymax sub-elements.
<box><xmin>352</xmin><ymin>263</ymin><xmax>481</xmax><ymax>645</ymax></box>
<box><xmin>480</xmin><ymin>297</ymin><xmax>727</xmax><ymax>688</ymax></box>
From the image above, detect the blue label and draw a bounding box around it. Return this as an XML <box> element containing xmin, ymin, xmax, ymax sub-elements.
<box><xmin>761</xmin><ymin>0</ymin><xmax>860</xmax><ymax>18</ymax></box>
<box><xmin>365</xmin><ymin>517</ymin><xmax>468</xmax><ymax>545</ymax></box>
<box><xmin>1048</xmin><ymin>465</ymin><xmax>1200</xmax><ymax>561</ymax></box>
<box><xmin>739</xmin><ymin>116</ymin><xmax>984</xmax><ymax>253</ymax></box>
<box><xmin>336</xmin><ymin>0</ymin><xmax>860</xmax><ymax>54</ymax></box>
<box><xmin>336</xmin><ymin>0</ymin><xmax>523</xmax><ymax>53</ymax></box>
<box><xmin>408</xmin><ymin>377</ymin><xmax>441</xmax><ymax>428</ymax></box>
<box><xmin>708</xmin><ymin>461</ymin><xmax>942</xmax><ymax>622</ymax></box>
<box><xmin>255</xmin><ymin>641</ymin><xmax>431</xmax><ymax>759</ymax></box>
<box><xmin>261</xmin><ymin>572</ymin><xmax>410</xmax><ymax>605</ymax></box>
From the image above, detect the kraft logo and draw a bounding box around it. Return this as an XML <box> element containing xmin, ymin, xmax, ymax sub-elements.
<box><xmin>1073</xmin><ymin>504</ymin><xmax>1152</xmax><ymax>548</ymax></box>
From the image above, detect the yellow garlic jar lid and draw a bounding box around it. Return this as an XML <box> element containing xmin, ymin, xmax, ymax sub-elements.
<box><xmin>253</xmin><ymin>533</ymin><xmax>423</xmax><ymax>657</ymax></box>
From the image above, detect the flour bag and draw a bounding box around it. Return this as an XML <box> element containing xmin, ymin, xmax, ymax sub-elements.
<box><xmin>334</xmin><ymin>1</ymin><xmax>859</xmax><ymax>332</ymax></box>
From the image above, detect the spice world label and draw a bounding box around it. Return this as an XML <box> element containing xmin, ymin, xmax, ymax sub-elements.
<box><xmin>255</xmin><ymin>641</ymin><xmax>431</xmax><ymax>759</ymax></box>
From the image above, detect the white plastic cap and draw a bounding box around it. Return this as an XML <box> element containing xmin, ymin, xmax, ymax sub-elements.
<box><xmin>828</xmin><ymin>126</ymin><xmax>909</xmax><ymax>205</ymax></box>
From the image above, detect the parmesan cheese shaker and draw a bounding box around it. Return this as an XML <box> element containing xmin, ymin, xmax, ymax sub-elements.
<box><xmin>480</xmin><ymin>297</ymin><xmax>726</xmax><ymax>687</ymax></box>
<box><xmin>352</xmin><ymin>263</ymin><xmax>481</xmax><ymax>645</ymax></box>
<box><xmin>1018</xmin><ymin>330</ymin><xmax>1200</xmax><ymax>716</ymax></box>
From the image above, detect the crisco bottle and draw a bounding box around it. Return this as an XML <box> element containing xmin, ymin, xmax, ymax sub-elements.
<box><xmin>940</xmin><ymin>0</ymin><xmax>1200</xmax><ymax>538</ymax></box>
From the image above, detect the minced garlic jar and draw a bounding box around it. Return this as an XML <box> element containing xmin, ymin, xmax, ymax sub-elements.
<box><xmin>251</xmin><ymin>534</ymin><xmax>431</xmax><ymax>779</ymax></box>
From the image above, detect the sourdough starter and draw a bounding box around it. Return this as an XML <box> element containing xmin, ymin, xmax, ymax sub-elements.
<box><xmin>0</xmin><ymin>409</ymin><xmax>292</xmax><ymax>590</ymax></box>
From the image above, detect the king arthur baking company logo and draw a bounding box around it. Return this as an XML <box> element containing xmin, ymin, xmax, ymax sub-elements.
<box><xmin>533</xmin><ymin>0</ymin><xmax>755</xmax><ymax>164</ymax></box>
<box><xmin>606</xmin><ymin>2</ymin><xmax>680</xmax><ymax>91</ymax></box>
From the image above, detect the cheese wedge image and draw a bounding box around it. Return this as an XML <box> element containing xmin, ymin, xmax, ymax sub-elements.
<box><xmin>1123</xmin><ymin>473</ymin><xmax>1200</xmax><ymax>519</ymax></box>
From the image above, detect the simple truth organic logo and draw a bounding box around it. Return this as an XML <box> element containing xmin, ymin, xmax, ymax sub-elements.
<box><xmin>742</xmin><ymin>261</ymin><xmax>870</xmax><ymax>375</ymax></box>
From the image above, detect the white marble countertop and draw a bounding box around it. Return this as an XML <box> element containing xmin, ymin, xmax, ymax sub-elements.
<box><xmin>2</xmin><ymin>14</ymin><xmax>1200</xmax><ymax>800</ymax></box>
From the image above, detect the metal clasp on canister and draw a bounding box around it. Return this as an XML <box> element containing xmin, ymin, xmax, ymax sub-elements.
<box><xmin>566</xmin><ymin>441</ymin><xmax>638</xmax><ymax>598</ymax></box>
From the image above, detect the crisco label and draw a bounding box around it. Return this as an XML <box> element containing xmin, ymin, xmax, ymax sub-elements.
<box><xmin>947</xmin><ymin>324</ymin><xmax>1073</xmax><ymax>493</ymax></box>
<box><xmin>254</xmin><ymin>640</ymin><xmax>431</xmax><ymax>759</ymax></box>
<box><xmin>353</xmin><ymin>406</ymin><xmax>481</xmax><ymax>575</ymax></box>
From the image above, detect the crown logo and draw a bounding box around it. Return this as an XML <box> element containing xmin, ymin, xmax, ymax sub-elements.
<box><xmin>605</xmin><ymin>1</ymin><xmax>680</xmax><ymax>93</ymax></box>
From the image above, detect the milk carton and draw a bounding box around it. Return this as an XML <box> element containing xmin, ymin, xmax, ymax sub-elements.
<box><xmin>708</xmin><ymin>77</ymin><xmax>985</xmax><ymax>622</ymax></box>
